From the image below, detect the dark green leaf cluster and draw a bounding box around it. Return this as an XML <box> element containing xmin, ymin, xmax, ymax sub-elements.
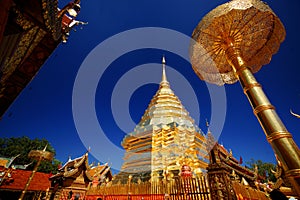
<box><xmin>0</xmin><ymin>136</ymin><xmax>61</xmax><ymax>174</ymax></box>
<box><xmin>246</xmin><ymin>158</ymin><xmax>276</xmax><ymax>183</ymax></box>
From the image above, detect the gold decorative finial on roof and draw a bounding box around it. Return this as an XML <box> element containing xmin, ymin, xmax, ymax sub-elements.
<box><xmin>205</xmin><ymin>118</ymin><xmax>209</xmax><ymax>128</ymax></box>
<box><xmin>161</xmin><ymin>55</ymin><xmax>168</xmax><ymax>84</ymax></box>
<box><xmin>290</xmin><ymin>109</ymin><xmax>300</xmax><ymax>118</ymax></box>
<box><xmin>162</xmin><ymin>55</ymin><xmax>166</xmax><ymax>65</ymax></box>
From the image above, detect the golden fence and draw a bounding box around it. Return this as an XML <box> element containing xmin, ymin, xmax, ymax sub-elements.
<box><xmin>86</xmin><ymin>177</ymin><xmax>272</xmax><ymax>200</ymax></box>
<box><xmin>87</xmin><ymin>176</ymin><xmax>210</xmax><ymax>200</ymax></box>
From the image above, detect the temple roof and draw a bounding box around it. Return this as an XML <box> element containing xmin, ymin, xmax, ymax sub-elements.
<box><xmin>0</xmin><ymin>167</ymin><xmax>50</xmax><ymax>191</ymax></box>
<box><xmin>88</xmin><ymin>163</ymin><xmax>113</xmax><ymax>181</ymax></box>
<box><xmin>132</xmin><ymin>56</ymin><xmax>202</xmax><ymax>135</ymax></box>
<box><xmin>0</xmin><ymin>155</ymin><xmax>32</xmax><ymax>169</ymax></box>
<box><xmin>0</xmin><ymin>0</ymin><xmax>84</xmax><ymax>117</ymax></box>
<box><xmin>49</xmin><ymin>152</ymin><xmax>112</xmax><ymax>184</ymax></box>
<box><xmin>50</xmin><ymin>152</ymin><xmax>92</xmax><ymax>181</ymax></box>
<box><xmin>211</xmin><ymin>143</ymin><xmax>258</xmax><ymax>181</ymax></box>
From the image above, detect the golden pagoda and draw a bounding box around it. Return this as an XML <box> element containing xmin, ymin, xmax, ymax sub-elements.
<box><xmin>116</xmin><ymin>56</ymin><xmax>208</xmax><ymax>183</ymax></box>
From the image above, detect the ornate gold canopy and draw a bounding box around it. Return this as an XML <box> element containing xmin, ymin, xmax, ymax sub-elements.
<box><xmin>190</xmin><ymin>0</ymin><xmax>300</xmax><ymax>195</ymax></box>
<box><xmin>190</xmin><ymin>0</ymin><xmax>286</xmax><ymax>85</ymax></box>
<box><xmin>28</xmin><ymin>150</ymin><xmax>53</xmax><ymax>162</ymax></box>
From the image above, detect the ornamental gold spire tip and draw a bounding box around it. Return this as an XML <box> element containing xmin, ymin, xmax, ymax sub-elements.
<box><xmin>161</xmin><ymin>56</ymin><xmax>168</xmax><ymax>83</ymax></box>
<box><xmin>162</xmin><ymin>55</ymin><xmax>166</xmax><ymax>65</ymax></box>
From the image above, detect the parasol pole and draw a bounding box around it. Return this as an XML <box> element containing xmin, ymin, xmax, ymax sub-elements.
<box><xmin>18</xmin><ymin>146</ymin><xmax>53</xmax><ymax>200</ymax></box>
<box><xmin>190</xmin><ymin>0</ymin><xmax>300</xmax><ymax>195</ymax></box>
<box><xmin>18</xmin><ymin>157</ymin><xmax>42</xmax><ymax>200</ymax></box>
<box><xmin>225</xmin><ymin>44</ymin><xmax>300</xmax><ymax>195</ymax></box>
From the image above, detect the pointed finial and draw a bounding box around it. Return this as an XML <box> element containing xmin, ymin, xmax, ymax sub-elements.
<box><xmin>86</xmin><ymin>146</ymin><xmax>91</xmax><ymax>155</ymax></box>
<box><xmin>290</xmin><ymin>109</ymin><xmax>300</xmax><ymax>118</ymax></box>
<box><xmin>161</xmin><ymin>55</ymin><xmax>168</xmax><ymax>83</ymax></box>
<box><xmin>24</xmin><ymin>161</ymin><xmax>34</xmax><ymax>169</ymax></box>
<box><xmin>241</xmin><ymin>177</ymin><xmax>249</xmax><ymax>186</ymax></box>
<box><xmin>162</xmin><ymin>55</ymin><xmax>166</xmax><ymax>65</ymax></box>
<box><xmin>206</xmin><ymin>119</ymin><xmax>210</xmax><ymax>127</ymax></box>
<box><xmin>231</xmin><ymin>169</ymin><xmax>236</xmax><ymax>176</ymax></box>
<box><xmin>206</xmin><ymin>118</ymin><xmax>212</xmax><ymax>134</ymax></box>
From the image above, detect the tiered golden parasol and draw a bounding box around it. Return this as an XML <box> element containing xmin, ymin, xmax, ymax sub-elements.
<box><xmin>190</xmin><ymin>0</ymin><xmax>300</xmax><ymax>195</ymax></box>
<box><xmin>19</xmin><ymin>146</ymin><xmax>53</xmax><ymax>200</ymax></box>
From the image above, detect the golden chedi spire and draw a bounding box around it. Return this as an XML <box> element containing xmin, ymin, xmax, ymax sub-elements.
<box><xmin>118</xmin><ymin>56</ymin><xmax>208</xmax><ymax>182</ymax></box>
<box><xmin>161</xmin><ymin>55</ymin><xmax>168</xmax><ymax>84</ymax></box>
<box><xmin>135</xmin><ymin>56</ymin><xmax>196</xmax><ymax>130</ymax></box>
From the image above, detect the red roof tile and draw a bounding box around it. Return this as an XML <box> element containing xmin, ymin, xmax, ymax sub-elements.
<box><xmin>0</xmin><ymin>167</ymin><xmax>50</xmax><ymax>191</ymax></box>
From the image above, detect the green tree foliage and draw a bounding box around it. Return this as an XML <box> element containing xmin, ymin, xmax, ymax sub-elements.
<box><xmin>0</xmin><ymin>136</ymin><xmax>61</xmax><ymax>174</ymax></box>
<box><xmin>246</xmin><ymin>158</ymin><xmax>276</xmax><ymax>183</ymax></box>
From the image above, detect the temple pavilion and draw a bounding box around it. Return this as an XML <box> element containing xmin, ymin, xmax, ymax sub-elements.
<box><xmin>114</xmin><ymin>57</ymin><xmax>208</xmax><ymax>183</ymax></box>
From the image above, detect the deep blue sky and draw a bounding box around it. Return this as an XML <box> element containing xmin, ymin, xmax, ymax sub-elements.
<box><xmin>1</xmin><ymin>0</ymin><xmax>300</xmax><ymax>173</ymax></box>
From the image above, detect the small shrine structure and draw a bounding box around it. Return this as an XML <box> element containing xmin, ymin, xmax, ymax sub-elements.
<box><xmin>48</xmin><ymin>152</ymin><xmax>112</xmax><ymax>200</ymax></box>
